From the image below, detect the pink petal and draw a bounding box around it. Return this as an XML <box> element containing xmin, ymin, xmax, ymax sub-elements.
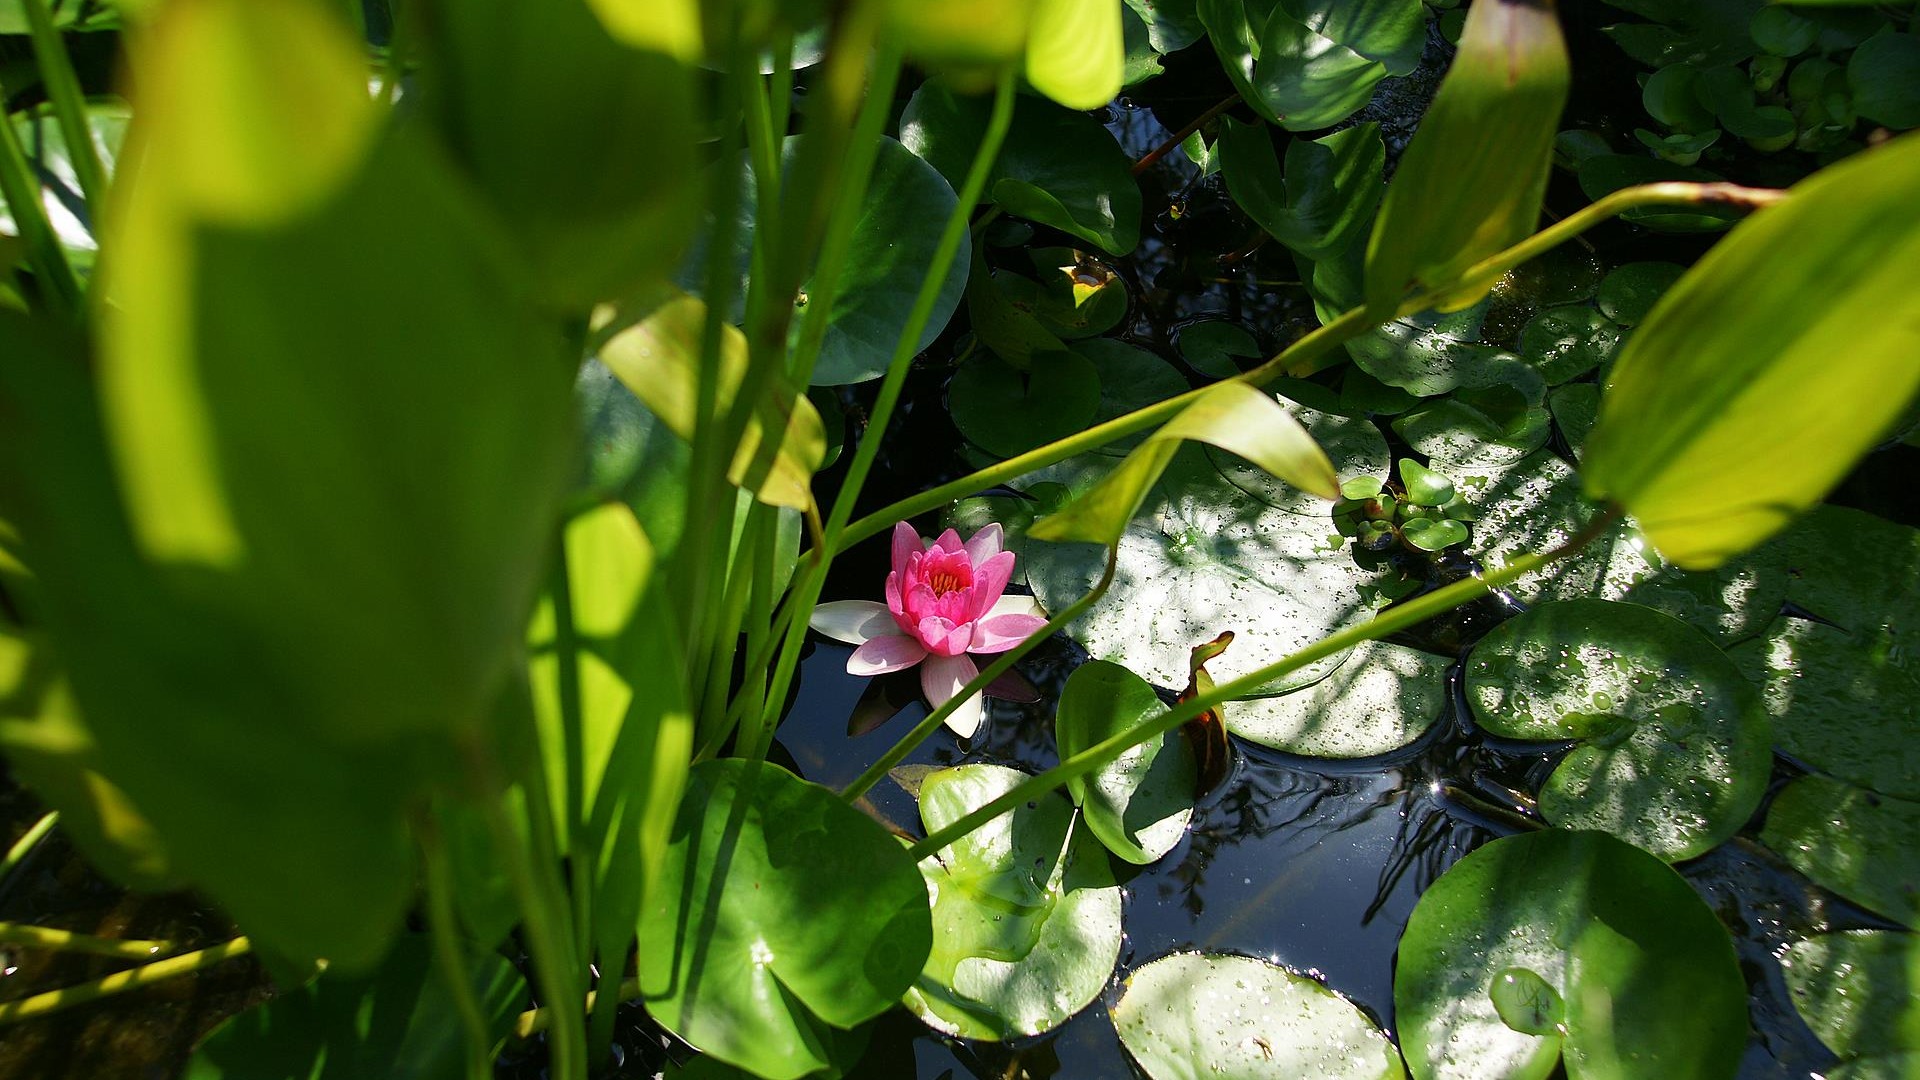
<box><xmin>931</xmin><ymin>589</ymin><xmax>973</xmax><ymax>626</ymax></box>
<box><xmin>809</xmin><ymin>600</ymin><xmax>895</xmax><ymax>645</ymax></box>
<box><xmin>964</xmin><ymin>524</ymin><xmax>1004</xmax><ymax>564</ymax></box>
<box><xmin>890</xmin><ymin>521</ymin><xmax>921</xmax><ymax>576</ymax></box>
<box><xmin>915</xmin><ymin>616</ymin><xmax>973</xmax><ymax>656</ymax></box>
<box><xmin>969</xmin><ymin>613</ymin><xmax>1049</xmax><ymax>654</ymax></box>
<box><xmin>921</xmin><ymin>652</ymin><xmax>983</xmax><ymax>738</ymax></box>
<box><xmin>966</xmin><ymin>550</ymin><xmax>1016</xmax><ymax>621</ymax></box>
<box><xmin>932</xmin><ymin>528</ymin><xmax>964</xmax><ymax>554</ymax></box>
<box><xmin>903</xmin><ymin>582</ymin><xmax>939</xmax><ymax>625</ymax></box>
<box><xmin>847</xmin><ymin>633</ymin><xmax>928</xmax><ymax>676</ymax></box>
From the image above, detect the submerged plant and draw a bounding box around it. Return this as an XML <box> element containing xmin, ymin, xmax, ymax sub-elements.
<box><xmin>809</xmin><ymin>522</ymin><xmax>1047</xmax><ymax>737</ymax></box>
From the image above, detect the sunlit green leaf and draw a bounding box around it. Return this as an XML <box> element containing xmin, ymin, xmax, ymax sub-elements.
<box><xmin>1027</xmin><ymin>0</ymin><xmax>1125</xmax><ymax>110</ymax></box>
<box><xmin>1056</xmin><ymin>660</ymin><xmax>1195</xmax><ymax>864</ymax></box>
<box><xmin>1029</xmin><ymin>381</ymin><xmax>1336</xmax><ymax>547</ymax></box>
<box><xmin>1762</xmin><ymin>775</ymin><xmax>1919</xmax><ymax>928</ymax></box>
<box><xmin>1583</xmin><ymin>132</ymin><xmax>1920</xmax><ymax>568</ymax></box>
<box><xmin>1226</xmin><ymin>639</ymin><xmax>1448</xmax><ymax>758</ymax></box>
<box><xmin>1396</xmin><ymin>830</ymin><xmax>1748</xmax><ymax>1080</ymax></box>
<box><xmin>1218</xmin><ymin>118</ymin><xmax>1384</xmax><ymax>260</ymax></box>
<box><xmin>599</xmin><ymin>293</ymin><xmax>827</xmax><ymax>510</ymax></box>
<box><xmin>1783</xmin><ymin>931</ymin><xmax>1920</xmax><ymax>1062</ymax></box>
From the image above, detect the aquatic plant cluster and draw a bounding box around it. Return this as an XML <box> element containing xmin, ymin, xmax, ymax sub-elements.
<box><xmin>0</xmin><ymin>1</ymin><xmax>1916</xmax><ymax>1079</ymax></box>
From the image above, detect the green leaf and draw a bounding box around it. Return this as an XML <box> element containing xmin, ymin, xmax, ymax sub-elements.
<box><xmin>1208</xmin><ymin>396</ymin><xmax>1389</xmax><ymax>516</ymax></box>
<box><xmin>1029</xmin><ymin>380</ymin><xmax>1336</xmax><ymax>547</ymax></box>
<box><xmin>1733</xmin><ymin>618</ymin><xmax>1920</xmax><ymax>799</ymax></box>
<box><xmin>1762</xmin><ymin>775</ymin><xmax>1919</xmax><ymax>928</ymax></box>
<box><xmin>0</xmin><ymin>0</ymin><xmax>117</xmax><ymax>32</ymax></box>
<box><xmin>1849</xmin><ymin>31</ymin><xmax>1920</xmax><ymax>129</ymax></box>
<box><xmin>639</xmin><ymin>760</ymin><xmax>932</xmax><ymax>1080</ymax></box>
<box><xmin>184</xmin><ymin>935</ymin><xmax>528</xmax><ymax>1080</ymax></box>
<box><xmin>1125</xmin><ymin>0</ymin><xmax>1206</xmax><ymax>52</ymax></box>
<box><xmin>1392</xmin><ymin>357</ymin><xmax>1551</xmax><ymax>472</ymax></box>
<box><xmin>1178</xmin><ymin>320</ymin><xmax>1261</xmax><ymax>377</ymax></box>
<box><xmin>1027</xmin><ymin>0</ymin><xmax>1125</xmax><ymax>109</ymax></box>
<box><xmin>573</xmin><ymin>359</ymin><xmax>692</xmax><ymax>555</ymax></box>
<box><xmin>1201</xmin><ymin>0</ymin><xmax>1425</xmax><ymax>131</ymax></box>
<box><xmin>1583</xmin><ymin>132</ymin><xmax>1920</xmax><ymax>568</ymax></box>
<box><xmin>1594</xmin><ymin>262</ymin><xmax>1686</xmax><ymax>326</ymax></box>
<box><xmin>1056</xmin><ymin>660</ymin><xmax>1196</xmax><ymax>864</ymax></box>
<box><xmin>1364</xmin><ymin>0</ymin><xmax>1570</xmax><ymax>315</ymax></box>
<box><xmin>1023</xmin><ymin>448</ymin><xmax>1371</xmax><ymax>695</ymax></box>
<box><xmin>1576</xmin><ymin>156</ymin><xmax>1740</xmax><ymax>232</ymax></box>
<box><xmin>1395</xmin><ymin>830</ymin><xmax>1748</xmax><ymax>1080</ymax></box>
<box><xmin>904</xmin><ymin>764</ymin><xmax>1123</xmax><ymax>1040</ymax></box>
<box><xmin>1465</xmin><ymin>599</ymin><xmax>1772</xmax><ymax>860</ymax></box>
<box><xmin>900</xmin><ymin>80</ymin><xmax>1142</xmax><ymax>255</ymax></box>
<box><xmin>1751</xmin><ymin>6</ymin><xmax>1818</xmax><ymax>55</ymax></box>
<box><xmin>994</xmin><ymin>253</ymin><xmax>1128</xmax><ymax>340</ymax></box>
<box><xmin>1226</xmin><ymin>639</ymin><xmax>1449</xmax><ymax>758</ymax></box>
<box><xmin>1217</xmin><ymin>118</ymin><xmax>1384</xmax><ymax>260</ymax></box>
<box><xmin>1489</xmin><ymin>968</ymin><xmax>1565</xmax><ymax>1038</ymax></box>
<box><xmin>1</xmin><ymin>101</ymin><xmax>129</xmax><ymax>278</ymax></box>
<box><xmin>415</xmin><ymin>0</ymin><xmax>698</xmax><ymax>308</ymax></box>
<box><xmin>599</xmin><ymin>292</ymin><xmax>827</xmax><ymax>510</ymax></box>
<box><xmin>690</xmin><ymin>134</ymin><xmax>971</xmax><ymax>386</ymax></box>
<box><xmin>1783</xmin><ymin>931</ymin><xmax>1920</xmax><ymax>1061</ymax></box>
<box><xmin>949</xmin><ymin>349</ymin><xmax>1102</xmax><ymax>459</ymax></box>
<box><xmin>1113</xmin><ymin>952</ymin><xmax>1405</xmax><ymax>1079</ymax></box>
<box><xmin>1344</xmin><ymin>304</ymin><xmax>1512</xmax><ymax>398</ymax></box>
<box><xmin>880</xmin><ymin>0</ymin><xmax>1031</xmax><ymax>73</ymax></box>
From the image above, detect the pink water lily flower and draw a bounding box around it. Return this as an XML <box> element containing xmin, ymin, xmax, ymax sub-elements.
<box><xmin>810</xmin><ymin>522</ymin><xmax>1049</xmax><ymax>738</ymax></box>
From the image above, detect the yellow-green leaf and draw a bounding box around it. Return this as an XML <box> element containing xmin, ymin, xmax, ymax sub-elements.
<box><xmin>1363</xmin><ymin>0</ymin><xmax>1569</xmax><ymax>317</ymax></box>
<box><xmin>1029</xmin><ymin>382</ymin><xmax>1337</xmax><ymax>547</ymax></box>
<box><xmin>882</xmin><ymin>0</ymin><xmax>1033</xmax><ymax>73</ymax></box>
<box><xmin>1583</xmin><ymin>131</ymin><xmax>1920</xmax><ymax>569</ymax></box>
<box><xmin>1027</xmin><ymin>0</ymin><xmax>1124</xmax><ymax>111</ymax></box>
<box><xmin>585</xmin><ymin>0</ymin><xmax>702</xmax><ymax>61</ymax></box>
<box><xmin>598</xmin><ymin>293</ymin><xmax>827</xmax><ymax>511</ymax></box>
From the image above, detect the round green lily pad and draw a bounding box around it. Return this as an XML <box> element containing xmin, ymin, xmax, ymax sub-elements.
<box><xmin>1595</xmin><ymin>262</ymin><xmax>1686</xmax><ymax>326</ymax></box>
<box><xmin>1465</xmin><ymin>599</ymin><xmax>1772</xmax><ymax>860</ymax></box>
<box><xmin>992</xmin><ymin>264</ymin><xmax>1127</xmax><ymax>340</ymax></box>
<box><xmin>1762</xmin><ymin>774</ymin><xmax>1920</xmax><ymax>928</ymax></box>
<box><xmin>1056</xmin><ymin>660</ymin><xmax>1196</xmax><ymax>865</ymax></box>
<box><xmin>1392</xmin><ymin>356</ymin><xmax>1550</xmax><ymax>472</ymax></box>
<box><xmin>639</xmin><ymin>760</ymin><xmax>932</xmax><ymax>1080</ymax></box>
<box><xmin>1226</xmin><ymin>640</ymin><xmax>1449</xmax><ymax>759</ymax></box>
<box><xmin>1346</xmin><ymin>305</ymin><xmax>1509</xmax><ymax>398</ymax></box>
<box><xmin>1783</xmin><ymin>930</ymin><xmax>1920</xmax><ymax>1062</ymax></box>
<box><xmin>1518</xmin><ymin>305</ymin><xmax>1621</xmax><ymax>385</ymax></box>
<box><xmin>1772</xmin><ymin>505</ymin><xmax>1920</xmax><ymax>636</ymax></box>
<box><xmin>1618</xmin><ymin>544</ymin><xmax>1789</xmax><ymax>646</ymax></box>
<box><xmin>1206</xmin><ymin>396</ymin><xmax>1389</xmax><ymax>516</ymax></box>
<box><xmin>1732</xmin><ymin>617</ymin><xmax>1920</xmax><ymax>800</ymax></box>
<box><xmin>1179</xmin><ymin>320</ymin><xmax>1262</xmax><ymax>378</ymax></box>
<box><xmin>1548</xmin><ymin>383</ymin><xmax>1598</xmax><ymax>459</ymax></box>
<box><xmin>1454</xmin><ymin>452</ymin><xmax>1661</xmax><ymax>606</ymax></box>
<box><xmin>1113</xmin><ymin>952</ymin><xmax>1405</xmax><ymax>1080</ymax></box>
<box><xmin>1395</xmin><ymin>829</ymin><xmax>1748</xmax><ymax>1080</ymax></box>
<box><xmin>904</xmin><ymin>764</ymin><xmax>1123</xmax><ymax>1041</ymax></box>
<box><xmin>948</xmin><ymin>349</ymin><xmax>1101</xmax><ymax>459</ymax></box>
<box><xmin>1077</xmin><ymin>338</ymin><xmax>1191</xmax><ymax>454</ymax></box>
<box><xmin>1023</xmin><ymin>448</ymin><xmax>1367</xmax><ymax>695</ymax></box>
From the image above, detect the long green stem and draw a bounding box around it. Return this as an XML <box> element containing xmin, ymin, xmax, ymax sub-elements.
<box><xmin>515</xmin><ymin>976</ymin><xmax>642</xmax><ymax>1039</ymax></box>
<box><xmin>419</xmin><ymin>824</ymin><xmax>494</xmax><ymax>1080</ymax></box>
<box><xmin>840</xmin><ymin>552</ymin><xmax>1117</xmax><ymax>802</ymax></box>
<box><xmin>1</xmin><ymin>810</ymin><xmax>57</xmax><ymax>880</ymax></box>
<box><xmin>0</xmin><ymin>922</ymin><xmax>173</xmax><ymax>960</ymax></box>
<box><xmin>0</xmin><ymin>937</ymin><xmax>252</xmax><ymax>1025</ymax></box>
<box><xmin>0</xmin><ymin>73</ymin><xmax>81</xmax><ymax>321</ymax></box>
<box><xmin>754</xmin><ymin>71</ymin><xmax>1018</xmax><ymax>739</ymax></box>
<box><xmin>21</xmin><ymin>0</ymin><xmax>107</xmax><ymax>213</ymax></box>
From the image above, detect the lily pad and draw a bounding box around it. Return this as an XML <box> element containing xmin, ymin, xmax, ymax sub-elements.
<box><xmin>1023</xmin><ymin>448</ymin><xmax>1370</xmax><ymax>695</ymax></box>
<box><xmin>993</xmin><ymin>258</ymin><xmax>1127</xmax><ymax>341</ymax></box>
<box><xmin>1617</xmin><ymin>543</ymin><xmax>1788</xmax><ymax>646</ymax></box>
<box><xmin>1207</xmin><ymin>397</ymin><xmax>1389</xmax><ymax>516</ymax></box>
<box><xmin>1113</xmin><ymin>952</ymin><xmax>1404</xmax><ymax>1080</ymax></box>
<box><xmin>1345</xmin><ymin>304</ymin><xmax>1513</xmax><ymax>398</ymax></box>
<box><xmin>1395</xmin><ymin>829</ymin><xmax>1749</xmax><ymax>1080</ymax></box>
<box><xmin>1772</xmin><ymin>505</ymin><xmax>1920</xmax><ymax>635</ymax></box>
<box><xmin>1594</xmin><ymin>261</ymin><xmax>1686</xmax><ymax>326</ymax></box>
<box><xmin>1078</xmin><ymin>338</ymin><xmax>1193</xmax><ymax>453</ymax></box>
<box><xmin>1783</xmin><ymin>931</ymin><xmax>1920</xmax><ymax>1061</ymax></box>
<box><xmin>1391</xmin><ymin>356</ymin><xmax>1550</xmax><ymax>471</ymax></box>
<box><xmin>639</xmin><ymin>760</ymin><xmax>932</xmax><ymax>1080</ymax></box>
<box><xmin>1548</xmin><ymin>382</ymin><xmax>1598</xmax><ymax>458</ymax></box>
<box><xmin>949</xmin><ymin>350</ymin><xmax>1102</xmax><ymax>459</ymax></box>
<box><xmin>1517</xmin><ymin>305</ymin><xmax>1620</xmax><ymax>385</ymax></box>
<box><xmin>1732</xmin><ymin>617</ymin><xmax>1920</xmax><ymax>800</ymax></box>
<box><xmin>1454</xmin><ymin>451</ymin><xmax>1661</xmax><ymax>607</ymax></box>
<box><xmin>1464</xmin><ymin>599</ymin><xmax>1772</xmax><ymax>860</ymax></box>
<box><xmin>900</xmin><ymin>80</ymin><xmax>1141</xmax><ymax>255</ymax></box>
<box><xmin>1056</xmin><ymin>660</ymin><xmax>1197</xmax><ymax>864</ymax></box>
<box><xmin>1761</xmin><ymin>774</ymin><xmax>1920</xmax><ymax>928</ymax></box>
<box><xmin>904</xmin><ymin>764</ymin><xmax>1124</xmax><ymax>1041</ymax></box>
<box><xmin>1226</xmin><ymin>639</ymin><xmax>1449</xmax><ymax>759</ymax></box>
<box><xmin>1179</xmin><ymin>320</ymin><xmax>1262</xmax><ymax>378</ymax></box>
